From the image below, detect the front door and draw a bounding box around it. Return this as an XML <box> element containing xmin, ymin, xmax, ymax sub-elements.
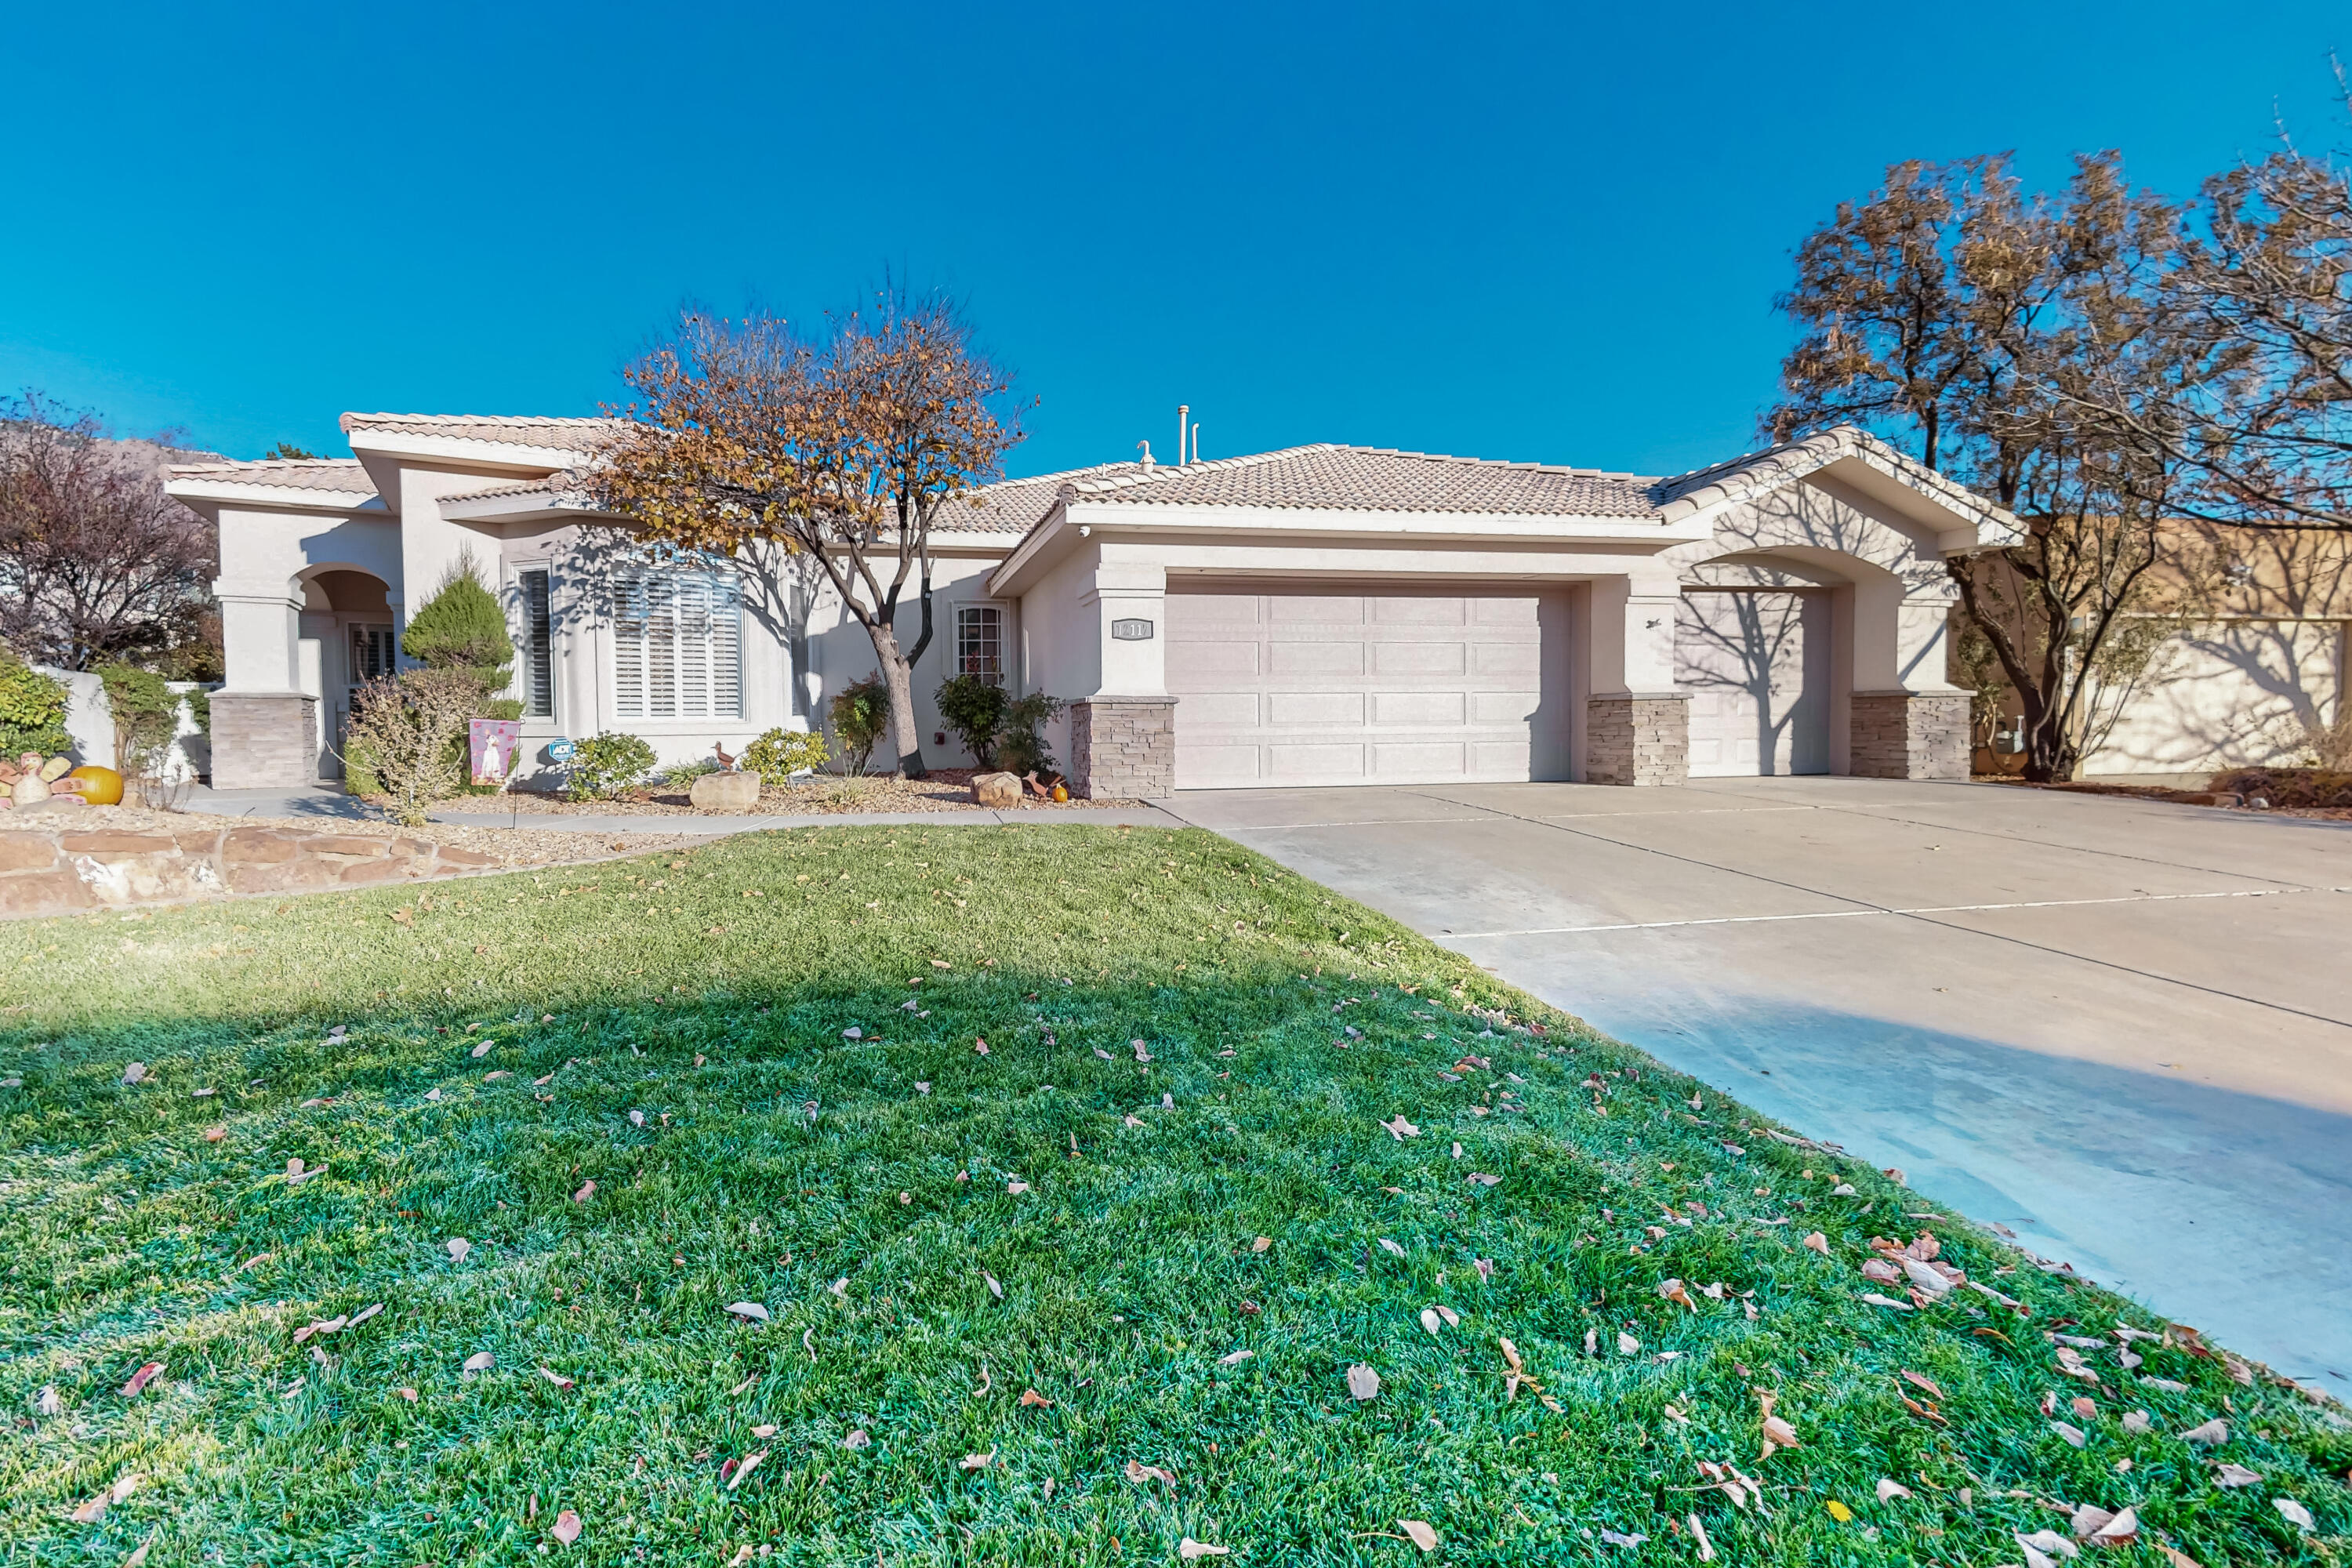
<box><xmin>335</xmin><ymin>622</ymin><xmax>397</xmax><ymax>779</ymax></box>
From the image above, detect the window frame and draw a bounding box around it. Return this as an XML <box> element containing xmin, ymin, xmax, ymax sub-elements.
<box><xmin>516</xmin><ymin>567</ymin><xmax>555</xmax><ymax>720</ymax></box>
<box><xmin>956</xmin><ymin>601</ymin><xmax>1007</xmax><ymax>684</ymax></box>
<box><xmin>607</xmin><ymin>560</ymin><xmax>746</xmax><ymax>726</ymax></box>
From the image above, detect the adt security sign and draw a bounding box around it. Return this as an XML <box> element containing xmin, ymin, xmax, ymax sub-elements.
<box><xmin>546</xmin><ymin>738</ymin><xmax>578</xmax><ymax>762</ymax></box>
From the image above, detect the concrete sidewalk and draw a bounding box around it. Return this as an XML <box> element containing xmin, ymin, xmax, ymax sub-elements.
<box><xmin>1165</xmin><ymin>776</ymin><xmax>2352</xmax><ymax>1387</ymax></box>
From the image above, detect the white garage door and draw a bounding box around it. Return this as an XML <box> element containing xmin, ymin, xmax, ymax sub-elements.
<box><xmin>1168</xmin><ymin>589</ymin><xmax>1559</xmax><ymax>788</ymax></box>
<box><xmin>1676</xmin><ymin>590</ymin><xmax>1831</xmax><ymax>777</ymax></box>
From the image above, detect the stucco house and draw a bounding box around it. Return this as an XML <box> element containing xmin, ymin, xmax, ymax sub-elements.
<box><xmin>165</xmin><ymin>413</ymin><xmax>2020</xmax><ymax>797</ymax></box>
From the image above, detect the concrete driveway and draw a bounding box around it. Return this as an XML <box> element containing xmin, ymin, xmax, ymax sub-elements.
<box><xmin>1164</xmin><ymin>777</ymin><xmax>2352</xmax><ymax>1386</ymax></box>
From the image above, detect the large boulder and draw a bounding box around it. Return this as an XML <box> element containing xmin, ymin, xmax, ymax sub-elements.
<box><xmin>971</xmin><ymin>771</ymin><xmax>1023</xmax><ymax>808</ymax></box>
<box><xmin>689</xmin><ymin>770</ymin><xmax>763</xmax><ymax>812</ymax></box>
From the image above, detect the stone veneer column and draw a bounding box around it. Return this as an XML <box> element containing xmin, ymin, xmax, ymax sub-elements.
<box><xmin>208</xmin><ymin>692</ymin><xmax>320</xmax><ymax>789</ymax></box>
<box><xmin>1584</xmin><ymin>694</ymin><xmax>1688</xmax><ymax>786</ymax></box>
<box><xmin>1849</xmin><ymin>691</ymin><xmax>1969</xmax><ymax>780</ymax></box>
<box><xmin>1069</xmin><ymin>696</ymin><xmax>1176</xmax><ymax>800</ymax></box>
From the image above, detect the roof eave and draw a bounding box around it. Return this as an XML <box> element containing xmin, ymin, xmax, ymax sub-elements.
<box><xmin>346</xmin><ymin>430</ymin><xmax>592</xmax><ymax>473</ymax></box>
<box><xmin>162</xmin><ymin>478</ymin><xmax>389</xmax><ymax>515</ymax></box>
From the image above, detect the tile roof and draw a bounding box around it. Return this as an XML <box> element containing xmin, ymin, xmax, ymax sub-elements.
<box><xmin>1060</xmin><ymin>445</ymin><xmax>1671</xmax><ymax>516</ymax></box>
<box><xmin>444</xmin><ymin>471</ymin><xmax>583</xmax><ymax>503</ymax></box>
<box><xmin>165</xmin><ymin>458</ymin><xmax>378</xmax><ymax>494</ymax></box>
<box><xmin>937</xmin><ymin>462</ymin><xmax>1149</xmax><ymax>533</ymax></box>
<box><xmin>338</xmin><ymin>413</ymin><xmax>619</xmax><ymax>454</ymax></box>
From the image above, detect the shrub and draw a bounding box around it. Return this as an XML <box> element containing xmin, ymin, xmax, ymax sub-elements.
<box><xmin>659</xmin><ymin>757</ymin><xmax>721</xmax><ymax>788</ymax></box>
<box><xmin>401</xmin><ymin>551</ymin><xmax>514</xmax><ymax>684</ymax></box>
<box><xmin>742</xmin><ymin>727</ymin><xmax>829</xmax><ymax>785</ymax></box>
<box><xmin>96</xmin><ymin>663</ymin><xmax>182</xmax><ymax>780</ymax></box>
<box><xmin>829</xmin><ymin>676</ymin><xmax>890</xmax><ymax>775</ymax></box>
<box><xmin>935</xmin><ymin>673</ymin><xmax>1010</xmax><ymax>768</ymax></box>
<box><xmin>0</xmin><ymin>652</ymin><xmax>71</xmax><ymax>757</ymax></box>
<box><xmin>997</xmin><ymin>691</ymin><xmax>1065</xmax><ymax>778</ymax></box>
<box><xmin>564</xmin><ymin>731</ymin><xmax>657</xmax><ymax>801</ymax></box>
<box><xmin>344</xmin><ymin>669</ymin><xmax>482</xmax><ymax>826</ymax></box>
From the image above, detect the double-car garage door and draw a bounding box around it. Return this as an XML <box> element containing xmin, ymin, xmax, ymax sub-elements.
<box><xmin>1166</xmin><ymin>585</ymin><xmax>1830</xmax><ymax>788</ymax></box>
<box><xmin>1167</xmin><ymin>588</ymin><xmax>1562</xmax><ymax>788</ymax></box>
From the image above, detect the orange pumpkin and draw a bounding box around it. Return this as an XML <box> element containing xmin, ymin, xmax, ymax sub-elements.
<box><xmin>67</xmin><ymin>764</ymin><xmax>124</xmax><ymax>805</ymax></box>
<box><xmin>1051</xmin><ymin>782</ymin><xmax>1070</xmax><ymax>803</ymax></box>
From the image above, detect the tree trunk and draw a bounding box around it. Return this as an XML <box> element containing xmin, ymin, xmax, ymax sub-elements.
<box><xmin>858</xmin><ymin>619</ymin><xmax>928</xmax><ymax>781</ymax></box>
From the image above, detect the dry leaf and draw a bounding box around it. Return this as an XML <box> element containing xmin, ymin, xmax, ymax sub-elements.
<box><xmin>34</xmin><ymin>1385</ymin><xmax>60</xmax><ymax>1417</ymax></box>
<box><xmin>1124</xmin><ymin>1458</ymin><xmax>1177</xmax><ymax>1485</ymax></box>
<box><xmin>1617</xmin><ymin>1331</ymin><xmax>1639</xmax><ymax>1355</ymax></box>
<box><xmin>752</xmin><ymin>1424</ymin><xmax>777</xmax><ymax>1437</ymax></box>
<box><xmin>1877</xmin><ymin>1478</ymin><xmax>1911</xmax><ymax>1501</ymax></box>
<box><xmin>463</xmin><ymin>1351</ymin><xmax>495</xmax><ymax>1374</ymax></box>
<box><xmin>1218</xmin><ymin>1349</ymin><xmax>1254</xmax><ymax>1366</ymax></box>
<box><xmin>727</xmin><ymin>1449</ymin><xmax>767</xmax><ymax>1490</ymax></box>
<box><xmin>1898</xmin><ymin>1368</ymin><xmax>1944</xmax><ymax>1399</ymax></box>
<box><xmin>1398</xmin><ymin>1519</ymin><xmax>1439</xmax><ymax>1551</ymax></box>
<box><xmin>122</xmin><ymin>1061</ymin><xmax>147</xmax><ymax>1085</ymax></box>
<box><xmin>1379</xmin><ymin>1114</ymin><xmax>1420</xmax><ymax>1140</ymax></box>
<box><xmin>2050</xmin><ymin>1421</ymin><xmax>2087</xmax><ymax>1448</ymax></box>
<box><xmin>2213</xmin><ymin>1462</ymin><xmax>2263</xmax><ymax>1488</ymax></box>
<box><xmin>1179</xmin><ymin>1541</ymin><xmax>1232</xmax><ymax>1560</ymax></box>
<box><xmin>1020</xmin><ymin>1388</ymin><xmax>1053</xmax><ymax>1407</ymax></box>
<box><xmin>1251</xmin><ymin>1236</ymin><xmax>1272</xmax><ymax>1253</ymax></box>
<box><xmin>2180</xmin><ymin>1417</ymin><xmax>2227</xmax><ymax>1446</ymax></box>
<box><xmin>2071</xmin><ymin>1504</ymin><xmax>2115</xmax><ymax>1538</ymax></box>
<box><xmin>123</xmin><ymin>1537</ymin><xmax>153</xmax><ymax>1567</ymax></box>
<box><xmin>119</xmin><ymin>1362</ymin><xmax>165</xmax><ymax>1398</ymax></box>
<box><xmin>1006</xmin><ymin>1180</ymin><xmax>1029</xmax><ymax>1194</ymax></box>
<box><xmin>539</xmin><ymin>1367</ymin><xmax>575</xmax><ymax>1390</ymax></box>
<box><xmin>1689</xmin><ymin>1512</ymin><xmax>1715</xmax><ymax>1563</ymax></box>
<box><xmin>844</xmin><ymin>1429</ymin><xmax>869</xmax><ymax>1450</ymax></box>
<box><xmin>394</xmin><ymin>1386</ymin><xmax>419</xmax><ymax>1402</ymax></box>
<box><xmin>551</xmin><ymin>1508</ymin><xmax>582</xmax><ymax>1545</ymax></box>
<box><xmin>1347</xmin><ymin>1363</ymin><xmax>1381</xmax><ymax>1401</ymax></box>
<box><xmin>724</xmin><ymin>1302</ymin><xmax>770</xmax><ymax>1322</ymax></box>
<box><xmin>984</xmin><ymin>1271</ymin><xmax>1004</xmax><ymax>1300</ymax></box>
<box><xmin>1377</xmin><ymin>1238</ymin><xmax>1406</xmax><ymax>1258</ymax></box>
<box><xmin>2090</xmin><ymin>1507</ymin><xmax>2138</xmax><ymax>1545</ymax></box>
<box><xmin>2275</xmin><ymin>1498</ymin><xmax>2314</xmax><ymax>1531</ymax></box>
<box><xmin>1860</xmin><ymin>1292</ymin><xmax>1915</xmax><ymax>1312</ymax></box>
<box><xmin>959</xmin><ymin>1449</ymin><xmax>995</xmax><ymax>1472</ymax></box>
<box><xmin>572</xmin><ymin>1180</ymin><xmax>595</xmax><ymax>1203</ymax></box>
<box><xmin>1419</xmin><ymin>1308</ymin><xmax>1443</xmax><ymax>1336</ymax></box>
<box><xmin>1802</xmin><ymin>1232</ymin><xmax>1829</xmax><ymax>1255</ymax></box>
<box><xmin>1658</xmin><ymin>1278</ymin><xmax>1695</xmax><ymax>1311</ymax></box>
<box><xmin>447</xmin><ymin>1237</ymin><xmax>471</xmax><ymax>1264</ymax></box>
<box><xmin>202</xmin><ymin>1125</ymin><xmax>226</xmax><ymax>1142</ymax></box>
<box><xmin>1762</xmin><ymin>1414</ymin><xmax>1800</xmax><ymax>1449</ymax></box>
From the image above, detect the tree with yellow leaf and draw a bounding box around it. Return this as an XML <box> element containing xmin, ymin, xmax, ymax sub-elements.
<box><xmin>594</xmin><ymin>292</ymin><xmax>1023</xmax><ymax>779</ymax></box>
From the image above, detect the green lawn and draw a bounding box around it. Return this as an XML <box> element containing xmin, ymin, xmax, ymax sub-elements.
<box><xmin>1</xmin><ymin>822</ymin><xmax>2343</xmax><ymax>1566</ymax></box>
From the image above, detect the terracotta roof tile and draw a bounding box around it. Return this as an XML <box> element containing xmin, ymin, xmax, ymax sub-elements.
<box><xmin>338</xmin><ymin>413</ymin><xmax>619</xmax><ymax>454</ymax></box>
<box><xmin>165</xmin><ymin>458</ymin><xmax>377</xmax><ymax>493</ymax></box>
<box><xmin>1063</xmin><ymin>445</ymin><xmax>1668</xmax><ymax>516</ymax></box>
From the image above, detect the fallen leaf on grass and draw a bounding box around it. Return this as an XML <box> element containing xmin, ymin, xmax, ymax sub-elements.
<box><xmin>1398</xmin><ymin>1520</ymin><xmax>1439</xmax><ymax>1551</ymax></box>
<box><xmin>1877</xmin><ymin>1478</ymin><xmax>1911</xmax><ymax>1501</ymax></box>
<box><xmin>1020</xmin><ymin>1388</ymin><xmax>1053</xmax><ymax>1408</ymax></box>
<box><xmin>34</xmin><ymin>1385</ymin><xmax>60</xmax><ymax>1416</ymax></box>
<box><xmin>463</xmin><ymin>1352</ymin><xmax>495</xmax><ymax>1375</ymax></box>
<box><xmin>1179</xmin><ymin>1541</ymin><xmax>1232</xmax><ymax>1559</ymax></box>
<box><xmin>724</xmin><ymin>1302</ymin><xmax>770</xmax><ymax>1323</ymax></box>
<box><xmin>2275</xmin><ymin>1498</ymin><xmax>2315</xmax><ymax>1531</ymax></box>
<box><xmin>470</xmin><ymin>1041</ymin><xmax>493</xmax><ymax>1059</ymax></box>
<box><xmin>983</xmin><ymin>1271</ymin><xmax>1004</xmax><ymax>1300</ymax></box>
<box><xmin>550</xmin><ymin>1509</ymin><xmax>582</xmax><ymax>1545</ymax></box>
<box><xmin>394</xmin><ymin>1387</ymin><xmax>418</xmax><ymax>1402</ymax></box>
<box><xmin>1251</xmin><ymin>1236</ymin><xmax>1272</xmax><ymax>1253</ymax></box>
<box><xmin>572</xmin><ymin>1180</ymin><xmax>595</xmax><ymax>1203</ymax></box>
<box><xmin>1377</xmin><ymin>1238</ymin><xmax>1406</xmax><ymax>1258</ymax></box>
<box><xmin>726</xmin><ymin>1450</ymin><xmax>767</xmax><ymax>1490</ymax></box>
<box><xmin>1801</xmin><ymin>1231</ymin><xmax>1829</xmax><ymax>1254</ymax></box>
<box><xmin>1218</xmin><ymin>1350</ymin><xmax>1254</xmax><ymax>1366</ymax></box>
<box><xmin>539</xmin><ymin>1367</ymin><xmax>575</xmax><ymax>1390</ymax></box>
<box><xmin>1617</xmin><ymin>1331</ymin><xmax>1640</xmax><ymax>1356</ymax></box>
<box><xmin>1006</xmin><ymin>1180</ymin><xmax>1029</xmax><ymax>1194</ymax></box>
<box><xmin>2180</xmin><ymin>1417</ymin><xmax>2227</xmax><ymax>1445</ymax></box>
<box><xmin>202</xmin><ymin>1125</ymin><xmax>225</xmax><ymax>1142</ymax></box>
<box><xmin>1861</xmin><ymin>1292</ymin><xmax>1914</xmax><ymax>1312</ymax></box>
<box><xmin>1379</xmin><ymin>1115</ymin><xmax>1420</xmax><ymax>1140</ymax></box>
<box><xmin>844</xmin><ymin>1429</ymin><xmax>870</xmax><ymax>1450</ymax></box>
<box><xmin>1347</xmin><ymin>1363</ymin><xmax>1381</xmax><ymax>1401</ymax></box>
<box><xmin>122</xmin><ymin>1062</ymin><xmax>147</xmax><ymax>1085</ymax></box>
<box><xmin>752</xmin><ymin>1424</ymin><xmax>777</xmax><ymax>1437</ymax></box>
<box><xmin>119</xmin><ymin>1363</ymin><xmax>164</xmax><ymax>1398</ymax></box>
<box><xmin>2050</xmin><ymin>1421</ymin><xmax>2087</xmax><ymax>1448</ymax></box>
<box><xmin>123</xmin><ymin>1536</ymin><xmax>153</xmax><ymax>1566</ymax></box>
<box><xmin>1125</xmin><ymin>1459</ymin><xmax>1176</xmax><ymax>1486</ymax></box>
<box><xmin>446</xmin><ymin>1237</ymin><xmax>471</xmax><ymax>1264</ymax></box>
<box><xmin>1824</xmin><ymin>1499</ymin><xmax>1853</xmax><ymax>1523</ymax></box>
<box><xmin>2213</xmin><ymin>1462</ymin><xmax>2263</xmax><ymax>1488</ymax></box>
<box><xmin>959</xmin><ymin>1450</ymin><xmax>995</xmax><ymax>1472</ymax></box>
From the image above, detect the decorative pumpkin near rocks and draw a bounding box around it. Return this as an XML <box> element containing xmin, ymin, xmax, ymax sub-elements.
<box><xmin>66</xmin><ymin>764</ymin><xmax>124</xmax><ymax>805</ymax></box>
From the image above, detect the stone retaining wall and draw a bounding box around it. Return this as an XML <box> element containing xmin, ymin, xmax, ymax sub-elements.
<box><xmin>0</xmin><ymin>820</ymin><xmax>502</xmax><ymax>920</ymax></box>
<box><xmin>1071</xmin><ymin>696</ymin><xmax>1177</xmax><ymax>800</ymax></box>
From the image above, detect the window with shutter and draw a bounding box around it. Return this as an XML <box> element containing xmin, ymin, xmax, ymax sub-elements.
<box><xmin>520</xmin><ymin>569</ymin><xmax>554</xmax><ymax>717</ymax></box>
<box><xmin>611</xmin><ymin>565</ymin><xmax>742</xmax><ymax>719</ymax></box>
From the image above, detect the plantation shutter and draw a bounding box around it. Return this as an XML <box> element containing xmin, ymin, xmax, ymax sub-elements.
<box><xmin>610</xmin><ymin>566</ymin><xmax>742</xmax><ymax>720</ymax></box>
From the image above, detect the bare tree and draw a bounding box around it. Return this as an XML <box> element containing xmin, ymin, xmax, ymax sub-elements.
<box><xmin>1769</xmin><ymin>154</ymin><xmax>2209</xmax><ymax>780</ymax></box>
<box><xmin>0</xmin><ymin>393</ymin><xmax>220</xmax><ymax>671</ymax></box>
<box><xmin>594</xmin><ymin>294</ymin><xmax>1022</xmax><ymax>779</ymax></box>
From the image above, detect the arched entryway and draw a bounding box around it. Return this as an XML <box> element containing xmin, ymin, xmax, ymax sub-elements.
<box><xmin>296</xmin><ymin>566</ymin><xmax>397</xmax><ymax>779</ymax></box>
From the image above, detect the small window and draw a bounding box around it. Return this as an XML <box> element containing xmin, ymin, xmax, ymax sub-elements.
<box><xmin>957</xmin><ymin>604</ymin><xmax>1004</xmax><ymax>682</ymax></box>
<box><xmin>612</xmin><ymin>564</ymin><xmax>742</xmax><ymax>719</ymax></box>
<box><xmin>519</xmin><ymin>569</ymin><xmax>554</xmax><ymax>718</ymax></box>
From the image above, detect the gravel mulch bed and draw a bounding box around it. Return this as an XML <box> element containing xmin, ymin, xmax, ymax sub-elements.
<box><xmin>464</xmin><ymin>768</ymin><xmax>1138</xmax><ymax>817</ymax></box>
<box><xmin>9</xmin><ymin>804</ymin><xmax>707</xmax><ymax>867</ymax></box>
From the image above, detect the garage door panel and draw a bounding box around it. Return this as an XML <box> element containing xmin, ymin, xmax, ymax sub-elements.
<box><xmin>1181</xmin><ymin>691</ymin><xmax>1261</xmax><ymax>728</ymax></box>
<box><xmin>1374</xmin><ymin>691</ymin><xmax>1465</xmax><ymax>724</ymax></box>
<box><xmin>1271</xmin><ymin>742</ymin><xmax>1366</xmax><ymax>777</ymax></box>
<box><xmin>1269</xmin><ymin>691</ymin><xmax>1367</xmax><ymax>725</ymax></box>
<box><xmin>1270</xmin><ymin>642</ymin><xmax>1365</xmax><ymax>676</ymax></box>
<box><xmin>1374</xmin><ymin>597</ymin><xmax>1468</xmax><ymax>625</ymax></box>
<box><xmin>1173</xmin><ymin>589</ymin><xmax>1561</xmax><ymax>789</ymax></box>
<box><xmin>1373</xmin><ymin>642</ymin><xmax>1465</xmax><ymax>676</ymax></box>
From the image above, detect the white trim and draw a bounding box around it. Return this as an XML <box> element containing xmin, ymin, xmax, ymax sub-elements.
<box><xmin>345</xmin><ymin>429</ymin><xmax>587</xmax><ymax>472</ymax></box>
<box><xmin>165</xmin><ymin>478</ymin><xmax>387</xmax><ymax>513</ymax></box>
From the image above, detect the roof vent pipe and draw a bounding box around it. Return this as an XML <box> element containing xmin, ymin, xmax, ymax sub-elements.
<box><xmin>1191</xmin><ymin>423</ymin><xmax>1200</xmax><ymax>465</ymax></box>
<box><xmin>1137</xmin><ymin>439</ymin><xmax>1154</xmax><ymax>470</ymax></box>
<box><xmin>1178</xmin><ymin>405</ymin><xmax>1189</xmax><ymax>466</ymax></box>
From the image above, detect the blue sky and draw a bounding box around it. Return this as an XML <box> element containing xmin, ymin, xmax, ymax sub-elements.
<box><xmin>5</xmin><ymin>2</ymin><xmax>2345</xmax><ymax>479</ymax></box>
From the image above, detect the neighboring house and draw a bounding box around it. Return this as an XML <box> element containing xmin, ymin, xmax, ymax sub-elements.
<box><xmin>165</xmin><ymin>413</ymin><xmax>2019</xmax><ymax>796</ymax></box>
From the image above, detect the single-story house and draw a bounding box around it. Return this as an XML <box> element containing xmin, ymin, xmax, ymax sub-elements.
<box><xmin>165</xmin><ymin>412</ymin><xmax>2023</xmax><ymax>797</ymax></box>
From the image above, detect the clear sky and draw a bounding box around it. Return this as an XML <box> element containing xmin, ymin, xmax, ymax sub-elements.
<box><xmin>5</xmin><ymin>2</ymin><xmax>2345</xmax><ymax>479</ymax></box>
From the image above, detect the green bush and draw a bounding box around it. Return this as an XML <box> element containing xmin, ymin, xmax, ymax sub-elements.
<box><xmin>183</xmin><ymin>686</ymin><xmax>211</xmax><ymax>735</ymax></box>
<box><xmin>402</xmin><ymin>553</ymin><xmax>514</xmax><ymax>684</ymax></box>
<box><xmin>97</xmin><ymin>664</ymin><xmax>183</xmax><ymax>779</ymax></box>
<box><xmin>564</xmin><ymin>731</ymin><xmax>657</xmax><ymax>801</ymax></box>
<box><xmin>935</xmin><ymin>673</ymin><xmax>1010</xmax><ymax>768</ymax></box>
<box><xmin>742</xmin><ymin>726</ymin><xmax>829</xmax><ymax>786</ymax></box>
<box><xmin>829</xmin><ymin>677</ymin><xmax>890</xmax><ymax>775</ymax></box>
<box><xmin>659</xmin><ymin>757</ymin><xmax>721</xmax><ymax>789</ymax></box>
<box><xmin>997</xmin><ymin>691</ymin><xmax>1065</xmax><ymax>777</ymax></box>
<box><xmin>0</xmin><ymin>653</ymin><xmax>71</xmax><ymax>758</ymax></box>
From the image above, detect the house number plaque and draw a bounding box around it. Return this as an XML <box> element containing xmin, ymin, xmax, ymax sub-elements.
<box><xmin>1110</xmin><ymin>618</ymin><xmax>1155</xmax><ymax>641</ymax></box>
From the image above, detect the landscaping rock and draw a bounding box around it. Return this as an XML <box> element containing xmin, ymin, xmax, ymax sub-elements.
<box><xmin>689</xmin><ymin>770</ymin><xmax>763</xmax><ymax>812</ymax></box>
<box><xmin>971</xmin><ymin>771</ymin><xmax>1023</xmax><ymax>808</ymax></box>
